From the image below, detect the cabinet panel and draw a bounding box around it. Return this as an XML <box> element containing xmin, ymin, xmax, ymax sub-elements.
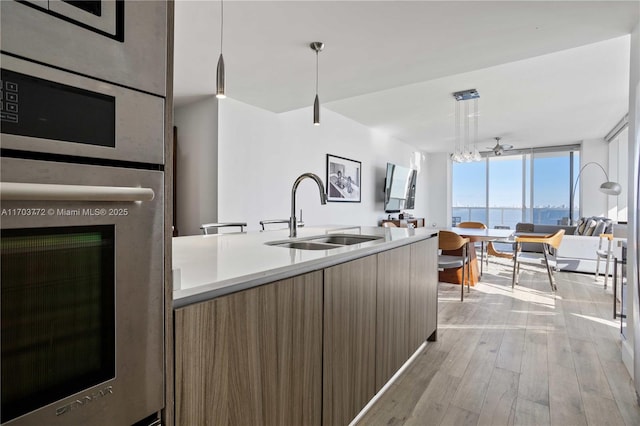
<box><xmin>376</xmin><ymin>245</ymin><xmax>412</xmax><ymax>390</ymax></box>
<box><xmin>323</xmin><ymin>255</ymin><xmax>377</xmax><ymax>426</ymax></box>
<box><xmin>175</xmin><ymin>271</ymin><xmax>323</xmax><ymax>426</ymax></box>
<box><xmin>410</xmin><ymin>237</ymin><xmax>439</xmax><ymax>352</ymax></box>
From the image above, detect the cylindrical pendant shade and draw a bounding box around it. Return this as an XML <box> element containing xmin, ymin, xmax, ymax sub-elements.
<box><xmin>313</xmin><ymin>94</ymin><xmax>320</xmax><ymax>126</ymax></box>
<box><xmin>216</xmin><ymin>53</ymin><xmax>226</xmax><ymax>99</ymax></box>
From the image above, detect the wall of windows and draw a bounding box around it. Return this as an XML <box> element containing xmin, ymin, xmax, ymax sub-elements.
<box><xmin>452</xmin><ymin>146</ymin><xmax>579</xmax><ymax>229</ymax></box>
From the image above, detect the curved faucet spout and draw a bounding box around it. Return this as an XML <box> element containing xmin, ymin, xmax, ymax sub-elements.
<box><xmin>290</xmin><ymin>173</ymin><xmax>327</xmax><ymax>237</ymax></box>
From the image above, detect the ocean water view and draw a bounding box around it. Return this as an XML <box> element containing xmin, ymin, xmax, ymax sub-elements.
<box><xmin>452</xmin><ymin>207</ymin><xmax>571</xmax><ymax>229</ymax></box>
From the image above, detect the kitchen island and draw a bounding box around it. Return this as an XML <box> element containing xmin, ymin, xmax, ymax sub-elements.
<box><xmin>173</xmin><ymin>226</ymin><xmax>439</xmax><ymax>425</ymax></box>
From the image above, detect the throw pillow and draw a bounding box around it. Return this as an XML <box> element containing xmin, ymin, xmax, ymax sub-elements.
<box><xmin>592</xmin><ymin>219</ymin><xmax>607</xmax><ymax>236</ymax></box>
<box><xmin>574</xmin><ymin>217</ymin><xmax>587</xmax><ymax>235</ymax></box>
<box><xmin>583</xmin><ymin>218</ymin><xmax>598</xmax><ymax>236</ymax></box>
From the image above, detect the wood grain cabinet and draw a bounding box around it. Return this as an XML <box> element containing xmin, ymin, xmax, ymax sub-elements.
<box><xmin>375</xmin><ymin>239</ymin><xmax>438</xmax><ymax>390</ymax></box>
<box><xmin>174</xmin><ymin>271</ymin><xmax>323</xmax><ymax>426</ymax></box>
<box><xmin>375</xmin><ymin>245</ymin><xmax>412</xmax><ymax>390</ymax></box>
<box><xmin>323</xmin><ymin>255</ymin><xmax>378</xmax><ymax>426</ymax></box>
<box><xmin>173</xmin><ymin>237</ymin><xmax>438</xmax><ymax>426</ymax></box>
<box><xmin>409</xmin><ymin>237</ymin><xmax>439</xmax><ymax>351</ymax></box>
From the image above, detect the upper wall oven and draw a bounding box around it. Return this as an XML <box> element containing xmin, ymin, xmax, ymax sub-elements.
<box><xmin>1</xmin><ymin>0</ymin><xmax>167</xmax><ymax>96</ymax></box>
<box><xmin>1</xmin><ymin>54</ymin><xmax>164</xmax><ymax>165</ymax></box>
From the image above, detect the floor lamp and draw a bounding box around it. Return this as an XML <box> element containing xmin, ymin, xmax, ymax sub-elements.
<box><xmin>570</xmin><ymin>161</ymin><xmax>622</xmax><ymax>224</ymax></box>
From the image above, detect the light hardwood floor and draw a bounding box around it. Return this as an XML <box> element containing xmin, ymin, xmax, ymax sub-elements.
<box><xmin>357</xmin><ymin>259</ymin><xmax>640</xmax><ymax>426</ymax></box>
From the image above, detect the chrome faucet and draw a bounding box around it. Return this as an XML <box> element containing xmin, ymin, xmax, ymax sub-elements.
<box><xmin>290</xmin><ymin>173</ymin><xmax>327</xmax><ymax>237</ymax></box>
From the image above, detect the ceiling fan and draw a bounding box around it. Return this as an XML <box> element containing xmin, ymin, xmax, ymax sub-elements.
<box><xmin>488</xmin><ymin>137</ymin><xmax>513</xmax><ymax>156</ymax></box>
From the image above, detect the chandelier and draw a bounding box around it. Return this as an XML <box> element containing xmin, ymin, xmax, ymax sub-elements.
<box><xmin>451</xmin><ymin>89</ymin><xmax>482</xmax><ymax>163</ymax></box>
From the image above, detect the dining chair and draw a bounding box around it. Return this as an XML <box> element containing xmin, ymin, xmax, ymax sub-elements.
<box><xmin>438</xmin><ymin>230</ymin><xmax>471</xmax><ymax>301</ymax></box>
<box><xmin>487</xmin><ymin>225</ymin><xmax>514</xmax><ymax>260</ymax></box>
<box><xmin>382</xmin><ymin>221</ymin><xmax>398</xmax><ymax>228</ymax></box>
<box><xmin>595</xmin><ymin>233</ymin><xmax>614</xmax><ymax>289</ymax></box>
<box><xmin>200</xmin><ymin>222</ymin><xmax>247</xmax><ymax>235</ymax></box>
<box><xmin>457</xmin><ymin>221</ymin><xmax>487</xmax><ymax>275</ymax></box>
<box><xmin>511</xmin><ymin>229</ymin><xmax>565</xmax><ymax>292</ymax></box>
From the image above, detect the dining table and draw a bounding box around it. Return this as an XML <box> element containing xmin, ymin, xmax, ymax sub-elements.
<box><xmin>438</xmin><ymin>227</ymin><xmax>515</xmax><ymax>286</ymax></box>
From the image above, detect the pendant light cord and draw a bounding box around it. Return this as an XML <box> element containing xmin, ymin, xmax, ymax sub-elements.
<box><xmin>315</xmin><ymin>51</ymin><xmax>319</xmax><ymax>95</ymax></box>
<box><xmin>474</xmin><ymin>98</ymin><xmax>478</xmax><ymax>150</ymax></box>
<box><xmin>220</xmin><ymin>0</ymin><xmax>224</xmax><ymax>53</ymax></box>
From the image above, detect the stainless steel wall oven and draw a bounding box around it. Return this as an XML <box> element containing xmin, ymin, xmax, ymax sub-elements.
<box><xmin>1</xmin><ymin>2</ymin><xmax>167</xmax><ymax>425</ymax></box>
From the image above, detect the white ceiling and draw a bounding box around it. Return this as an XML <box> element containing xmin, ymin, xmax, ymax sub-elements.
<box><xmin>173</xmin><ymin>1</ymin><xmax>638</xmax><ymax>152</ymax></box>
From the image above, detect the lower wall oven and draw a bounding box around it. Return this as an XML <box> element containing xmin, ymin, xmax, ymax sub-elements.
<box><xmin>0</xmin><ymin>156</ymin><xmax>164</xmax><ymax>426</ymax></box>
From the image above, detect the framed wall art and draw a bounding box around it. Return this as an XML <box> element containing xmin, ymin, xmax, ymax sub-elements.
<box><xmin>326</xmin><ymin>154</ymin><xmax>361</xmax><ymax>202</ymax></box>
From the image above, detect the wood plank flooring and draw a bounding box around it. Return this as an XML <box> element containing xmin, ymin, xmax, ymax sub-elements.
<box><xmin>356</xmin><ymin>259</ymin><xmax>640</xmax><ymax>426</ymax></box>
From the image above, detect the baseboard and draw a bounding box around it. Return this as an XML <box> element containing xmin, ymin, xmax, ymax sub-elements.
<box><xmin>348</xmin><ymin>341</ymin><xmax>427</xmax><ymax>426</ymax></box>
<box><xmin>622</xmin><ymin>338</ymin><xmax>634</xmax><ymax>378</ymax></box>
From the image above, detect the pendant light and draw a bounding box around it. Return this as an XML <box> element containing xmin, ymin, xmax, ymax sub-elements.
<box><xmin>451</xmin><ymin>89</ymin><xmax>480</xmax><ymax>163</ymax></box>
<box><xmin>216</xmin><ymin>0</ymin><xmax>226</xmax><ymax>99</ymax></box>
<box><xmin>310</xmin><ymin>42</ymin><xmax>324</xmax><ymax>125</ymax></box>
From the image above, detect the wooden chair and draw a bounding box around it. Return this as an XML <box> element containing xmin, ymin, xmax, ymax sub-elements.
<box><xmin>487</xmin><ymin>225</ymin><xmax>514</xmax><ymax>261</ymax></box>
<box><xmin>457</xmin><ymin>221</ymin><xmax>487</xmax><ymax>275</ymax></box>
<box><xmin>487</xmin><ymin>241</ymin><xmax>514</xmax><ymax>259</ymax></box>
<box><xmin>200</xmin><ymin>222</ymin><xmax>247</xmax><ymax>235</ymax></box>
<box><xmin>438</xmin><ymin>230</ymin><xmax>471</xmax><ymax>301</ymax></box>
<box><xmin>595</xmin><ymin>233</ymin><xmax>614</xmax><ymax>289</ymax></box>
<box><xmin>511</xmin><ymin>229</ymin><xmax>565</xmax><ymax>292</ymax></box>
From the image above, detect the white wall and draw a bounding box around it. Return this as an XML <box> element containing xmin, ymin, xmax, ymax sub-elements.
<box><xmin>216</xmin><ymin>98</ymin><xmax>427</xmax><ymax>231</ymax></box>
<box><xmin>579</xmin><ymin>138</ymin><xmax>610</xmax><ymax>218</ymax></box>
<box><xmin>174</xmin><ymin>96</ymin><xmax>218</xmax><ymax>236</ymax></box>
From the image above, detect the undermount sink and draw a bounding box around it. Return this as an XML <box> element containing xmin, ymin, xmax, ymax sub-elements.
<box><xmin>306</xmin><ymin>235</ymin><xmax>382</xmax><ymax>245</ymax></box>
<box><xmin>266</xmin><ymin>234</ymin><xmax>383</xmax><ymax>250</ymax></box>
<box><xmin>268</xmin><ymin>241</ymin><xmax>340</xmax><ymax>250</ymax></box>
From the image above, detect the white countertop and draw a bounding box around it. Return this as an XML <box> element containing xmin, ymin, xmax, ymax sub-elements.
<box><xmin>173</xmin><ymin>225</ymin><xmax>438</xmax><ymax>308</ymax></box>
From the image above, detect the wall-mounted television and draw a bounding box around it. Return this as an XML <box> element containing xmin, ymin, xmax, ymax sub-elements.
<box><xmin>383</xmin><ymin>162</ymin><xmax>417</xmax><ymax>213</ymax></box>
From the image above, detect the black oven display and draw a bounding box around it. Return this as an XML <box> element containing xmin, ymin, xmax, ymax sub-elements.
<box><xmin>1</xmin><ymin>69</ymin><xmax>116</xmax><ymax>148</ymax></box>
<box><xmin>1</xmin><ymin>226</ymin><xmax>115</xmax><ymax>423</ymax></box>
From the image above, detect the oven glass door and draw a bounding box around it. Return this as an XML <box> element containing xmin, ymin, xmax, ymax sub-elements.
<box><xmin>1</xmin><ymin>226</ymin><xmax>116</xmax><ymax>424</ymax></box>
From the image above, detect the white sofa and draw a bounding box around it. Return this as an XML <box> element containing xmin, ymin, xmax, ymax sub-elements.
<box><xmin>556</xmin><ymin>234</ymin><xmax>624</xmax><ymax>274</ymax></box>
<box><xmin>515</xmin><ymin>222</ymin><xmax>626</xmax><ymax>274</ymax></box>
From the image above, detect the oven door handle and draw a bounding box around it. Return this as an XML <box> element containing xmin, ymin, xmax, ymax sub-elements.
<box><xmin>0</xmin><ymin>182</ymin><xmax>155</xmax><ymax>202</ymax></box>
